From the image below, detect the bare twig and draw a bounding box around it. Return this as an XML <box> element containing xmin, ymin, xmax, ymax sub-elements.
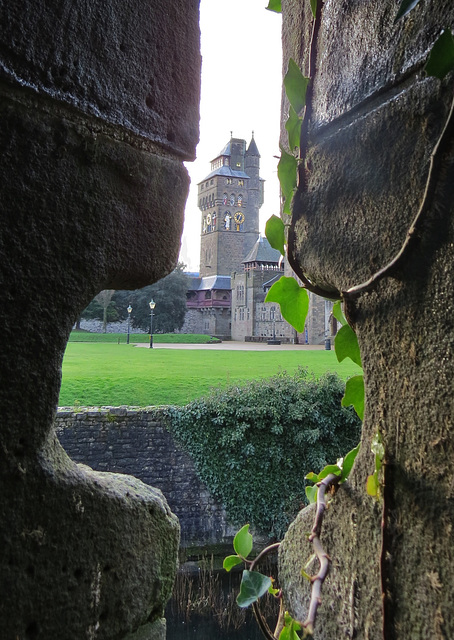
<box><xmin>303</xmin><ymin>473</ymin><xmax>340</xmax><ymax>635</ymax></box>
<box><xmin>250</xmin><ymin>542</ymin><xmax>281</xmax><ymax>572</ymax></box>
<box><xmin>250</xmin><ymin>542</ymin><xmax>281</xmax><ymax>640</ymax></box>
<box><xmin>343</xmin><ymin>91</ymin><xmax>454</xmax><ymax>300</ymax></box>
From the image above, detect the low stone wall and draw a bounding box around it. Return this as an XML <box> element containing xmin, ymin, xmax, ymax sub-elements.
<box><xmin>55</xmin><ymin>407</ymin><xmax>237</xmax><ymax>550</ymax></box>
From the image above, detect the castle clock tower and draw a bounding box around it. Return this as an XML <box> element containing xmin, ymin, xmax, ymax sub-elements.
<box><xmin>198</xmin><ymin>134</ymin><xmax>264</xmax><ymax>278</ymax></box>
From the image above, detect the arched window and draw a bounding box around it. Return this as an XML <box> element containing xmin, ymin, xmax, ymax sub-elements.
<box><xmin>212</xmin><ymin>212</ymin><xmax>217</xmax><ymax>230</ymax></box>
<box><xmin>237</xmin><ymin>194</ymin><xmax>243</xmax><ymax>207</ymax></box>
<box><xmin>223</xmin><ymin>192</ymin><xmax>228</xmax><ymax>205</ymax></box>
<box><xmin>230</xmin><ymin>194</ymin><xmax>235</xmax><ymax>206</ymax></box>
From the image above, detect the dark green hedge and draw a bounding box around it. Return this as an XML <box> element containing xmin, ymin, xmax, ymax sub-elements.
<box><xmin>165</xmin><ymin>368</ymin><xmax>361</xmax><ymax>539</ymax></box>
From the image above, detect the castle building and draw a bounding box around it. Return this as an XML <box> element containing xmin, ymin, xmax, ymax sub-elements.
<box><xmin>184</xmin><ymin>134</ymin><xmax>265</xmax><ymax>338</ymax></box>
<box><xmin>231</xmin><ymin>236</ymin><xmax>295</xmax><ymax>342</ymax></box>
<box><xmin>184</xmin><ymin>134</ymin><xmax>337</xmax><ymax>344</ymax></box>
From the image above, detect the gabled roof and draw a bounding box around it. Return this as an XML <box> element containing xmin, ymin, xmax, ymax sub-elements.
<box><xmin>188</xmin><ymin>275</ymin><xmax>231</xmax><ymax>291</ymax></box>
<box><xmin>243</xmin><ymin>235</ymin><xmax>281</xmax><ymax>265</ymax></box>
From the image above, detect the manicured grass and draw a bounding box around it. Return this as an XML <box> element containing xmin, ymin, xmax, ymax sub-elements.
<box><xmin>68</xmin><ymin>331</ymin><xmax>220</xmax><ymax>344</ymax></box>
<box><xmin>59</xmin><ymin>343</ymin><xmax>362</xmax><ymax>408</ymax></box>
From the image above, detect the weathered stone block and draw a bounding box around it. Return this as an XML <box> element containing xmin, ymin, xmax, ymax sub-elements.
<box><xmin>0</xmin><ymin>1</ymin><xmax>200</xmax><ymax>637</ymax></box>
<box><xmin>0</xmin><ymin>0</ymin><xmax>200</xmax><ymax>159</ymax></box>
<box><xmin>281</xmin><ymin>1</ymin><xmax>454</xmax><ymax>638</ymax></box>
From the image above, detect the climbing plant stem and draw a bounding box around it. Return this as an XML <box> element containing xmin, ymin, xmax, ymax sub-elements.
<box><xmin>303</xmin><ymin>472</ymin><xmax>340</xmax><ymax>634</ymax></box>
<box><xmin>343</xmin><ymin>91</ymin><xmax>454</xmax><ymax>300</ymax></box>
<box><xmin>290</xmin><ymin>0</ymin><xmax>341</xmax><ymax>300</ymax></box>
<box><xmin>299</xmin><ymin>0</ymin><xmax>323</xmax><ymax>185</ymax></box>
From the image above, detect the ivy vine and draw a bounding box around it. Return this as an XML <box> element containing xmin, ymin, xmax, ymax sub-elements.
<box><xmin>228</xmin><ymin>0</ymin><xmax>454</xmax><ymax>638</ymax></box>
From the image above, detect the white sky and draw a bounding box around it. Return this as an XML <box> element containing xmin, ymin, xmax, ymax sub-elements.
<box><xmin>179</xmin><ymin>0</ymin><xmax>283</xmax><ymax>272</ymax></box>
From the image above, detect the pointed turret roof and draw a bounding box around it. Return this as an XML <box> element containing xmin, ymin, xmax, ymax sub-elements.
<box><xmin>246</xmin><ymin>132</ymin><xmax>260</xmax><ymax>157</ymax></box>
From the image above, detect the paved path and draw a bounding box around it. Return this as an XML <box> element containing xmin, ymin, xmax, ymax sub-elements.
<box><xmin>134</xmin><ymin>341</ymin><xmax>327</xmax><ymax>351</ymax></box>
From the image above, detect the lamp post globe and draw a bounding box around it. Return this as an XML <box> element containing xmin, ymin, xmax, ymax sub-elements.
<box><xmin>149</xmin><ymin>299</ymin><xmax>156</xmax><ymax>349</ymax></box>
<box><xmin>126</xmin><ymin>304</ymin><xmax>132</xmax><ymax>344</ymax></box>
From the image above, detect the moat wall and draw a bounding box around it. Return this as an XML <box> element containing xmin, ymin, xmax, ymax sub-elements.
<box><xmin>56</xmin><ymin>407</ymin><xmax>237</xmax><ymax>550</ymax></box>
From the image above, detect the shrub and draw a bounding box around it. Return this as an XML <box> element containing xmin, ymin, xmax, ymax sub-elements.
<box><xmin>165</xmin><ymin>368</ymin><xmax>361</xmax><ymax>538</ymax></box>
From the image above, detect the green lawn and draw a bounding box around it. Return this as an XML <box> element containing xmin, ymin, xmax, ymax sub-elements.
<box><xmin>59</xmin><ymin>344</ymin><xmax>361</xmax><ymax>408</ymax></box>
<box><xmin>68</xmin><ymin>331</ymin><xmax>220</xmax><ymax>344</ymax></box>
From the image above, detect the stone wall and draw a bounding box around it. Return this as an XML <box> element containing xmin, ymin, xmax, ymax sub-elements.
<box><xmin>0</xmin><ymin>1</ymin><xmax>201</xmax><ymax>638</ymax></box>
<box><xmin>56</xmin><ymin>408</ymin><xmax>236</xmax><ymax>550</ymax></box>
<box><xmin>280</xmin><ymin>2</ymin><xmax>454</xmax><ymax>639</ymax></box>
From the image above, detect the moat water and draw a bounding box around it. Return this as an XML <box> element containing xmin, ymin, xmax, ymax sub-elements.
<box><xmin>165</xmin><ymin>558</ymin><xmax>277</xmax><ymax>640</ymax></box>
<box><xmin>166</xmin><ymin>614</ymin><xmax>264</xmax><ymax>640</ymax></box>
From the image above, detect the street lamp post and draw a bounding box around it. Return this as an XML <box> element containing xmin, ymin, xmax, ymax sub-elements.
<box><xmin>149</xmin><ymin>299</ymin><xmax>156</xmax><ymax>348</ymax></box>
<box><xmin>127</xmin><ymin>304</ymin><xmax>132</xmax><ymax>344</ymax></box>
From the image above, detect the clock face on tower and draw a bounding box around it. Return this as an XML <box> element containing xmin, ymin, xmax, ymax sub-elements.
<box><xmin>234</xmin><ymin>212</ymin><xmax>245</xmax><ymax>225</ymax></box>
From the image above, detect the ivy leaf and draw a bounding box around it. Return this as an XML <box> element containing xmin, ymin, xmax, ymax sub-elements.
<box><xmin>394</xmin><ymin>0</ymin><xmax>421</xmax><ymax>23</ymax></box>
<box><xmin>223</xmin><ymin>555</ymin><xmax>243</xmax><ymax>572</ymax></box>
<box><xmin>279</xmin><ymin>612</ymin><xmax>302</xmax><ymax>640</ymax></box>
<box><xmin>371</xmin><ymin>432</ymin><xmax>385</xmax><ymax>462</ymax></box>
<box><xmin>342</xmin><ymin>375</ymin><xmax>365</xmax><ymax>420</ymax></box>
<box><xmin>305</xmin><ymin>485</ymin><xmax>318</xmax><ymax>504</ymax></box>
<box><xmin>285</xmin><ymin>105</ymin><xmax>302</xmax><ymax>150</ymax></box>
<box><xmin>266</xmin><ymin>0</ymin><xmax>282</xmax><ymax>12</ymax></box>
<box><xmin>425</xmin><ymin>30</ymin><xmax>454</xmax><ymax>80</ymax></box>
<box><xmin>233</xmin><ymin>524</ymin><xmax>253</xmax><ymax>559</ymax></box>
<box><xmin>334</xmin><ymin>324</ymin><xmax>362</xmax><ymax>367</ymax></box>
<box><xmin>278</xmin><ymin>147</ymin><xmax>297</xmax><ymax>215</ymax></box>
<box><xmin>317</xmin><ymin>464</ymin><xmax>342</xmax><ymax>480</ymax></box>
<box><xmin>284</xmin><ymin>59</ymin><xmax>309</xmax><ymax>113</ymax></box>
<box><xmin>236</xmin><ymin>570</ymin><xmax>272</xmax><ymax>608</ymax></box>
<box><xmin>265</xmin><ymin>215</ymin><xmax>286</xmax><ymax>256</ymax></box>
<box><xmin>340</xmin><ymin>443</ymin><xmax>360</xmax><ymax>482</ymax></box>
<box><xmin>332</xmin><ymin>300</ymin><xmax>346</xmax><ymax>326</ymax></box>
<box><xmin>265</xmin><ymin>276</ymin><xmax>309</xmax><ymax>333</ymax></box>
<box><xmin>310</xmin><ymin>0</ymin><xmax>318</xmax><ymax>18</ymax></box>
<box><xmin>301</xmin><ymin>568</ymin><xmax>312</xmax><ymax>582</ymax></box>
<box><xmin>305</xmin><ymin>471</ymin><xmax>319</xmax><ymax>483</ymax></box>
<box><xmin>366</xmin><ymin>473</ymin><xmax>379</xmax><ymax>497</ymax></box>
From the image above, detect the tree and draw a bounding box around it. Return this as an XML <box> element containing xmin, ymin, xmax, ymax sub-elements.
<box><xmin>275</xmin><ymin>2</ymin><xmax>454</xmax><ymax>639</ymax></box>
<box><xmin>113</xmin><ymin>263</ymin><xmax>188</xmax><ymax>333</ymax></box>
<box><xmin>96</xmin><ymin>289</ymin><xmax>116</xmax><ymax>333</ymax></box>
<box><xmin>80</xmin><ymin>289</ymin><xmax>118</xmax><ymax>330</ymax></box>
